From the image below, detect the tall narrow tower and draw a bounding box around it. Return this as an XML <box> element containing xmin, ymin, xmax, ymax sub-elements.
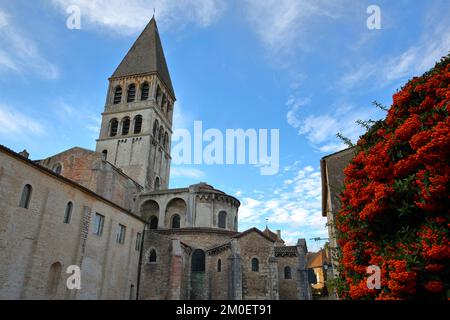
<box><xmin>96</xmin><ymin>18</ymin><xmax>175</xmax><ymax>191</ymax></box>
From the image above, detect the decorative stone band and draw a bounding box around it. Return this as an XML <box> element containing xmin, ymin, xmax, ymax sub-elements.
<box><xmin>206</xmin><ymin>243</ymin><xmax>232</xmax><ymax>256</ymax></box>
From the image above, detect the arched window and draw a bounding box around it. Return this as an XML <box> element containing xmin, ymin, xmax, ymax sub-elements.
<box><xmin>110</xmin><ymin>119</ymin><xmax>119</xmax><ymax>137</ymax></box>
<box><xmin>218</xmin><ymin>211</ymin><xmax>227</xmax><ymax>229</ymax></box>
<box><xmin>64</xmin><ymin>202</ymin><xmax>73</xmax><ymax>224</ymax></box>
<box><xmin>47</xmin><ymin>262</ymin><xmax>62</xmax><ymax>295</ymax></box>
<box><xmin>19</xmin><ymin>184</ymin><xmax>32</xmax><ymax>209</ymax></box>
<box><xmin>161</xmin><ymin>94</ymin><xmax>166</xmax><ymax>112</ymax></box>
<box><xmin>113</xmin><ymin>86</ymin><xmax>122</xmax><ymax>104</ymax></box>
<box><xmin>171</xmin><ymin>214</ymin><xmax>180</xmax><ymax>229</ymax></box>
<box><xmin>153</xmin><ymin>120</ymin><xmax>159</xmax><ymax>138</ymax></box>
<box><xmin>149</xmin><ymin>249</ymin><xmax>157</xmax><ymax>263</ymax></box>
<box><xmin>134</xmin><ymin>115</ymin><xmax>142</xmax><ymax>134</ymax></box>
<box><xmin>251</xmin><ymin>258</ymin><xmax>259</xmax><ymax>272</ymax></box>
<box><xmin>217</xmin><ymin>259</ymin><xmax>222</xmax><ymax>272</ymax></box>
<box><xmin>141</xmin><ymin>82</ymin><xmax>149</xmax><ymax>100</ymax></box>
<box><xmin>122</xmin><ymin>117</ymin><xmax>130</xmax><ymax>135</ymax></box>
<box><xmin>52</xmin><ymin>163</ymin><xmax>62</xmax><ymax>175</ymax></box>
<box><xmin>234</xmin><ymin>216</ymin><xmax>238</xmax><ymax>231</ymax></box>
<box><xmin>156</xmin><ymin>86</ymin><xmax>162</xmax><ymax>105</ymax></box>
<box><xmin>154</xmin><ymin>177</ymin><xmax>160</xmax><ymax>191</ymax></box>
<box><xmin>102</xmin><ymin>150</ymin><xmax>108</xmax><ymax>161</ymax></box>
<box><xmin>284</xmin><ymin>266</ymin><xmax>292</xmax><ymax>279</ymax></box>
<box><xmin>191</xmin><ymin>249</ymin><xmax>205</xmax><ymax>272</ymax></box>
<box><xmin>159</xmin><ymin>125</ymin><xmax>164</xmax><ymax>144</ymax></box>
<box><xmin>127</xmin><ymin>84</ymin><xmax>136</xmax><ymax>102</ymax></box>
<box><xmin>164</xmin><ymin>132</ymin><xmax>169</xmax><ymax>150</ymax></box>
<box><xmin>149</xmin><ymin>216</ymin><xmax>158</xmax><ymax>230</ymax></box>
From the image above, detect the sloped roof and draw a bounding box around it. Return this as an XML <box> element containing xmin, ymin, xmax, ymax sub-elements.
<box><xmin>306</xmin><ymin>249</ymin><xmax>328</xmax><ymax>268</ymax></box>
<box><xmin>263</xmin><ymin>227</ymin><xmax>285</xmax><ymax>245</ymax></box>
<box><xmin>233</xmin><ymin>227</ymin><xmax>275</xmax><ymax>243</ymax></box>
<box><xmin>111</xmin><ymin>17</ymin><xmax>175</xmax><ymax>99</ymax></box>
<box><xmin>274</xmin><ymin>246</ymin><xmax>298</xmax><ymax>257</ymax></box>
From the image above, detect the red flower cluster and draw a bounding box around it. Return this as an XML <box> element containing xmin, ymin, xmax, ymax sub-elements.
<box><xmin>335</xmin><ymin>55</ymin><xmax>450</xmax><ymax>300</ymax></box>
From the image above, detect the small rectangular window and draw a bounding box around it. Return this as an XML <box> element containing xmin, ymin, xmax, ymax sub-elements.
<box><xmin>116</xmin><ymin>224</ymin><xmax>126</xmax><ymax>244</ymax></box>
<box><xmin>93</xmin><ymin>213</ymin><xmax>105</xmax><ymax>236</ymax></box>
<box><xmin>135</xmin><ymin>233</ymin><xmax>142</xmax><ymax>251</ymax></box>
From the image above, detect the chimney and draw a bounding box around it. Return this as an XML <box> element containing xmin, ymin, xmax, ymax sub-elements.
<box><xmin>19</xmin><ymin>149</ymin><xmax>29</xmax><ymax>159</ymax></box>
<box><xmin>276</xmin><ymin>230</ymin><xmax>281</xmax><ymax>239</ymax></box>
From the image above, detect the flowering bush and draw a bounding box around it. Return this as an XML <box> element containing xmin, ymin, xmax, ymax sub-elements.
<box><xmin>335</xmin><ymin>54</ymin><xmax>450</xmax><ymax>300</ymax></box>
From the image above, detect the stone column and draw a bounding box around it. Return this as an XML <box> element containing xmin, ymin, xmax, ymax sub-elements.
<box><xmin>268</xmin><ymin>245</ymin><xmax>279</xmax><ymax>300</ymax></box>
<box><xmin>168</xmin><ymin>238</ymin><xmax>183</xmax><ymax>300</ymax></box>
<box><xmin>228</xmin><ymin>239</ymin><xmax>242</xmax><ymax>300</ymax></box>
<box><xmin>296</xmin><ymin>239</ymin><xmax>312</xmax><ymax>300</ymax></box>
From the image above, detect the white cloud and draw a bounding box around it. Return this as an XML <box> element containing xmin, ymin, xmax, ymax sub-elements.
<box><xmin>243</xmin><ymin>0</ymin><xmax>348</xmax><ymax>55</ymax></box>
<box><xmin>0</xmin><ymin>104</ymin><xmax>45</xmax><ymax>137</ymax></box>
<box><xmin>286</xmin><ymin>96</ymin><xmax>370</xmax><ymax>153</ymax></box>
<box><xmin>341</xmin><ymin>19</ymin><xmax>450</xmax><ymax>90</ymax></box>
<box><xmin>50</xmin><ymin>0</ymin><xmax>226</xmax><ymax>34</ymax></box>
<box><xmin>171</xmin><ymin>166</ymin><xmax>205</xmax><ymax>179</ymax></box>
<box><xmin>238</xmin><ymin>164</ymin><xmax>327</xmax><ymax>245</ymax></box>
<box><xmin>286</xmin><ymin>95</ymin><xmax>310</xmax><ymax>129</ymax></box>
<box><xmin>0</xmin><ymin>10</ymin><xmax>59</xmax><ymax>79</ymax></box>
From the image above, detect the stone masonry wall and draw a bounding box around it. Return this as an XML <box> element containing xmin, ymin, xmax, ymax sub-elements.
<box><xmin>237</xmin><ymin>232</ymin><xmax>275</xmax><ymax>300</ymax></box>
<box><xmin>0</xmin><ymin>149</ymin><xmax>144</xmax><ymax>300</ymax></box>
<box><xmin>277</xmin><ymin>256</ymin><xmax>299</xmax><ymax>300</ymax></box>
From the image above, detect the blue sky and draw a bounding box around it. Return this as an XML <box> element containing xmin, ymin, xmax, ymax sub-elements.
<box><xmin>1</xmin><ymin>0</ymin><xmax>449</xmax><ymax>249</ymax></box>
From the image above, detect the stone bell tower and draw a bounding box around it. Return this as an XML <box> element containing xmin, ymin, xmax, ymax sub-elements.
<box><xmin>96</xmin><ymin>17</ymin><xmax>175</xmax><ymax>191</ymax></box>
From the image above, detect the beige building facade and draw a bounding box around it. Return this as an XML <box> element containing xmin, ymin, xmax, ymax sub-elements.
<box><xmin>0</xmin><ymin>146</ymin><xmax>144</xmax><ymax>299</ymax></box>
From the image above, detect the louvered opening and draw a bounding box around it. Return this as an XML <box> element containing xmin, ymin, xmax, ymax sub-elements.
<box><xmin>127</xmin><ymin>84</ymin><xmax>136</xmax><ymax>102</ymax></box>
<box><xmin>134</xmin><ymin>115</ymin><xmax>143</xmax><ymax>134</ymax></box>
<box><xmin>113</xmin><ymin>87</ymin><xmax>122</xmax><ymax>104</ymax></box>
<box><xmin>122</xmin><ymin>118</ymin><xmax>130</xmax><ymax>135</ymax></box>
<box><xmin>141</xmin><ymin>83</ymin><xmax>149</xmax><ymax>100</ymax></box>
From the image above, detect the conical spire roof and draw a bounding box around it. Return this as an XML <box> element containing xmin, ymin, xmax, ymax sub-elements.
<box><xmin>112</xmin><ymin>18</ymin><xmax>175</xmax><ymax>99</ymax></box>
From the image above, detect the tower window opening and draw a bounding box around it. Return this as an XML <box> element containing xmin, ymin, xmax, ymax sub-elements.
<box><xmin>154</xmin><ymin>177</ymin><xmax>160</xmax><ymax>191</ymax></box>
<box><xmin>127</xmin><ymin>84</ymin><xmax>136</xmax><ymax>102</ymax></box>
<box><xmin>113</xmin><ymin>86</ymin><xmax>122</xmax><ymax>104</ymax></box>
<box><xmin>158</xmin><ymin>125</ymin><xmax>164</xmax><ymax>144</ymax></box>
<box><xmin>156</xmin><ymin>86</ymin><xmax>162</xmax><ymax>106</ymax></box>
<box><xmin>110</xmin><ymin>119</ymin><xmax>119</xmax><ymax>137</ymax></box>
<box><xmin>163</xmin><ymin>132</ymin><xmax>169</xmax><ymax>150</ymax></box>
<box><xmin>134</xmin><ymin>115</ymin><xmax>142</xmax><ymax>134</ymax></box>
<box><xmin>141</xmin><ymin>82</ymin><xmax>149</xmax><ymax>101</ymax></box>
<box><xmin>122</xmin><ymin>118</ymin><xmax>130</xmax><ymax>135</ymax></box>
<box><xmin>161</xmin><ymin>94</ymin><xmax>166</xmax><ymax>112</ymax></box>
<box><xmin>153</xmin><ymin>120</ymin><xmax>159</xmax><ymax>138</ymax></box>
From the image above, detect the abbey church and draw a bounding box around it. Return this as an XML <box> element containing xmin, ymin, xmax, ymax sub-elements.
<box><xmin>0</xmin><ymin>18</ymin><xmax>311</xmax><ymax>300</ymax></box>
